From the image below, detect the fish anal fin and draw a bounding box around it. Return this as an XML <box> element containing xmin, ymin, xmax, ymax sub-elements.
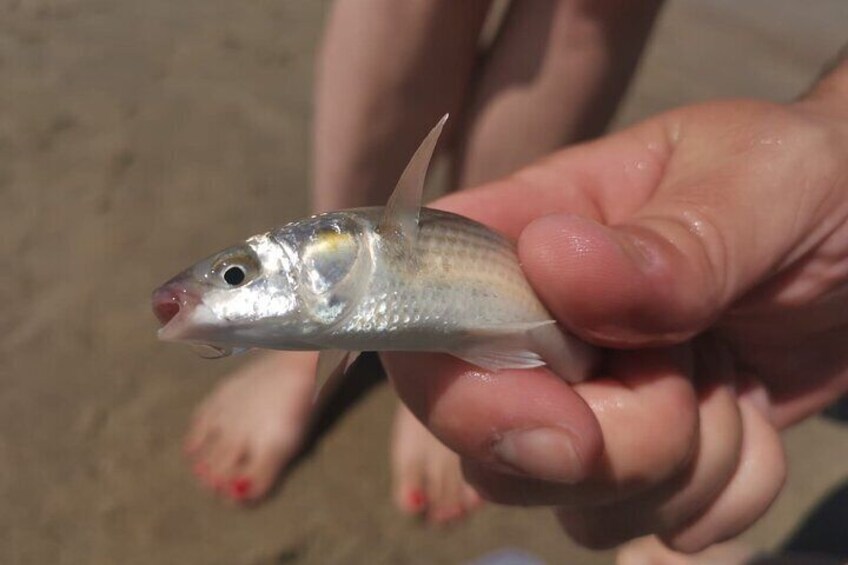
<box><xmin>450</xmin><ymin>346</ymin><xmax>545</xmax><ymax>372</ymax></box>
<box><xmin>378</xmin><ymin>114</ymin><xmax>448</xmax><ymax>250</ymax></box>
<box><xmin>447</xmin><ymin>320</ymin><xmax>551</xmax><ymax>371</ymax></box>
<box><xmin>451</xmin><ymin>320</ymin><xmax>596</xmax><ymax>383</ymax></box>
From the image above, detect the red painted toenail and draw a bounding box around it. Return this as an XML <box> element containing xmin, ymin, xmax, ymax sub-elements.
<box><xmin>408</xmin><ymin>489</ymin><xmax>427</xmax><ymax>511</ymax></box>
<box><xmin>230</xmin><ymin>477</ymin><xmax>252</xmax><ymax>499</ymax></box>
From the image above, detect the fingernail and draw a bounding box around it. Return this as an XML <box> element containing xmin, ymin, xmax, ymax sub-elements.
<box><xmin>492</xmin><ymin>427</ymin><xmax>584</xmax><ymax>483</ymax></box>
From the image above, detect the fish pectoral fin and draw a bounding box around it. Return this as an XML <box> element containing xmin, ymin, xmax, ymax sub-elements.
<box><xmin>314</xmin><ymin>349</ymin><xmax>361</xmax><ymax>403</ymax></box>
<box><xmin>378</xmin><ymin>114</ymin><xmax>448</xmax><ymax>250</ymax></box>
<box><xmin>191</xmin><ymin>344</ymin><xmax>251</xmax><ymax>359</ymax></box>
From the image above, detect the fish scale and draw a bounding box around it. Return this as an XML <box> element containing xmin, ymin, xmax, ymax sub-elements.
<box><xmin>329</xmin><ymin>208</ymin><xmax>552</xmax><ymax>350</ymax></box>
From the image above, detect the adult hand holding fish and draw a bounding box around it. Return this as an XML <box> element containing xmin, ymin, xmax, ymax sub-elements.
<box><xmin>385</xmin><ymin>60</ymin><xmax>848</xmax><ymax>552</ymax></box>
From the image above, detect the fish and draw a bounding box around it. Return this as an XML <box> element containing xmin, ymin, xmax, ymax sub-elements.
<box><xmin>152</xmin><ymin>115</ymin><xmax>595</xmax><ymax>385</ymax></box>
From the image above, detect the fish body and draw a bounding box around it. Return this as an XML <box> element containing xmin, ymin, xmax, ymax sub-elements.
<box><xmin>153</xmin><ymin>116</ymin><xmax>594</xmax><ymax>382</ymax></box>
<box><xmin>321</xmin><ymin>207</ymin><xmax>550</xmax><ymax>350</ymax></box>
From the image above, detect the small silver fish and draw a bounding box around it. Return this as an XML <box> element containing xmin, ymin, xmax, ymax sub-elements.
<box><xmin>152</xmin><ymin>116</ymin><xmax>594</xmax><ymax>383</ymax></box>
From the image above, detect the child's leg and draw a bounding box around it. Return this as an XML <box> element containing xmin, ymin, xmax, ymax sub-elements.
<box><xmin>313</xmin><ymin>0</ymin><xmax>493</xmax><ymax>211</ymax></box>
<box><xmin>455</xmin><ymin>0</ymin><xmax>662</xmax><ymax>187</ymax></box>
<box><xmin>184</xmin><ymin>0</ymin><xmax>492</xmax><ymax>506</ymax></box>
<box><xmin>388</xmin><ymin>0</ymin><xmax>662</xmax><ymax>521</ymax></box>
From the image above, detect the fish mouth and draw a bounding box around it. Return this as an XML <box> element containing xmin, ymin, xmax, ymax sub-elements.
<box><xmin>151</xmin><ymin>283</ymin><xmax>204</xmax><ymax>341</ymax></box>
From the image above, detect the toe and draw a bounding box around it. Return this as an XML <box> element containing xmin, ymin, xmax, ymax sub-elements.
<box><xmin>220</xmin><ymin>471</ymin><xmax>254</xmax><ymax>504</ymax></box>
<box><xmin>462</xmin><ymin>483</ymin><xmax>484</xmax><ymax>513</ymax></box>
<box><xmin>184</xmin><ymin>408</ymin><xmax>215</xmax><ymax>457</ymax></box>
<box><xmin>392</xmin><ymin>459</ymin><xmax>428</xmax><ymax>516</ymax></box>
<box><xmin>237</xmin><ymin>436</ymin><xmax>297</xmax><ymax>503</ymax></box>
<box><xmin>424</xmin><ymin>459</ymin><xmax>452</xmax><ymax>525</ymax></box>
<box><xmin>390</xmin><ymin>412</ymin><xmax>429</xmax><ymax>516</ymax></box>
<box><xmin>427</xmin><ymin>459</ymin><xmax>465</xmax><ymax>525</ymax></box>
<box><xmin>189</xmin><ymin>428</ymin><xmax>222</xmax><ymax>490</ymax></box>
<box><xmin>203</xmin><ymin>437</ymin><xmax>246</xmax><ymax>494</ymax></box>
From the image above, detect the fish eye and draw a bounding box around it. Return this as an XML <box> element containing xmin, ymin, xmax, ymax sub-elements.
<box><xmin>209</xmin><ymin>246</ymin><xmax>261</xmax><ymax>288</ymax></box>
<box><xmin>223</xmin><ymin>265</ymin><xmax>246</xmax><ymax>286</ymax></box>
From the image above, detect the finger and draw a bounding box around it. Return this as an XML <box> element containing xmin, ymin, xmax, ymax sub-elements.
<box><xmin>383</xmin><ymin>352</ymin><xmax>603</xmax><ymax>485</ymax></box>
<box><xmin>554</xmin><ymin>382</ymin><xmax>743</xmax><ymax>549</ymax></box>
<box><xmin>518</xmin><ymin>102</ymin><xmax>838</xmax><ymax>347</ymax></box>
<box><xmin>386</xmin><ymin>347</ymin><xmax>698</xmax><ymax>506</ymax></box>
<box><xmin>661</xmin><ymin>384</ymin><xmax>786</xmax><ymax>552</ymax></box>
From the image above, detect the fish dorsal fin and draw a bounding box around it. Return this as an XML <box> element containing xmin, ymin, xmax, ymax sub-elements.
<box><xmin>378</xmin><ymin>114</ymin><xmax>448</xmax><ymax>249</ymax></box>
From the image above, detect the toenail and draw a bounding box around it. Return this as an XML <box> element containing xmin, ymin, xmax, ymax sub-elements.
<box><xmin>407</xmin><ymin>489</ymin><xmax>427</xmax><ymax>511</ymax></box>
<box><xmin>492</xmin><ymin>427</ymin><xmax>585</xmax><ymax>483</ymax></box>
<box><xmin>230</xmin><ymin>477</ymin><xmax>252</xmax><ymax>499</ymax></box>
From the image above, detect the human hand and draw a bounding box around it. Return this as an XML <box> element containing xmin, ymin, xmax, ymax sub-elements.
<box><xmin>383</xmin><ymin>67</ymin><xmax>848</xmax><ymax>551</ymax></box>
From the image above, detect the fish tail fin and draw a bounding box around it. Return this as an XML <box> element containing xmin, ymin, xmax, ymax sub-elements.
<box><xmin>528</xmin><ymin>322</ymin><xmax>595</xmax><ymax>384</ymax></box>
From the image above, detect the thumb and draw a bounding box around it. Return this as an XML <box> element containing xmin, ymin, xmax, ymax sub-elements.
<box><xmin>519</xmin><ymin>213</ymin><xmax>723</xmax><ymax>346</ymax></box>
<box><xmin>518</xmin><ymin>101</ymin><xmax>840</xmax><ymax>347</ymax></box>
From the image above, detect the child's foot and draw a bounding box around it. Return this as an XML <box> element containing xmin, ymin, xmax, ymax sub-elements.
<box><xmin>183</xmin><ymin>351</ymin><xmax>317</xmax><ymax>504</ymax></box>
<box><xmin>391</xmin><ymin>403</ymin><xmax>484</xmax><ymax>525</ymax></box>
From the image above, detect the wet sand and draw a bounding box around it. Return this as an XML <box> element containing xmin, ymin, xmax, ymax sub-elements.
<box><xmin>1</xmin><ymin>1</ymin><xmax>847</xmax><ymax>563</ymax></box>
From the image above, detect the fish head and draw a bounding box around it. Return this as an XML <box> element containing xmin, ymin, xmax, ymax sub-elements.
<box><xmin>152</xmin><ymin>213</ymin><xmax>373</xmax><ymax>352</ymax></box>
<box><xmin>152</xmin><ymin>233</ymin><xmax>300</xmax><ymax>350</ymax></box>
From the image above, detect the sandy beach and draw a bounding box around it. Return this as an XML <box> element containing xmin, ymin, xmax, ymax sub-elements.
<box><xmin>1</xmin><ymin>1</ymin><xmax>847</xmax><ymax>563</ymax></box>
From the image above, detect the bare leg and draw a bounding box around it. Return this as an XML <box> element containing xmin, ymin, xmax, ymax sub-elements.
<box><xmin>388</xmin><ymin>0</ymin><xmax>663</xmax><ymax>522</ymax></box>
<box><xmin>184</xmin><ymin>0</ymin><xmax>492</xmax><ymax>507</ymax></box>
<box><xmin>313</xmin><ymin>0</ymin><xmax>493</xmax><ymax>211</ymax></box>
<box><xmin>315</xmin><ymin>0</ymin><xmax>497</xmax><ymax>523</ymax></box>
<box><xmin>456</xmin><ymin>0</ymin><xmax>663</xmax><ymax>187</ymax></box>
<box><xmin>184</xmin><ymin>0</ymin><xmax>663</xmax><ymax>513</ymax></box>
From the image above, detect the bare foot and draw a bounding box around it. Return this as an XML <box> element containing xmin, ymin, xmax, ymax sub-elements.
<box><xmin>391</xmin><ymin>403</ymin><xmax>483</xmax><ymax>525</ymax></box>
<box><xmin>184</xmin><ymin>351</ymin><xmax>317</xmax><ymax>503</ymax></box>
